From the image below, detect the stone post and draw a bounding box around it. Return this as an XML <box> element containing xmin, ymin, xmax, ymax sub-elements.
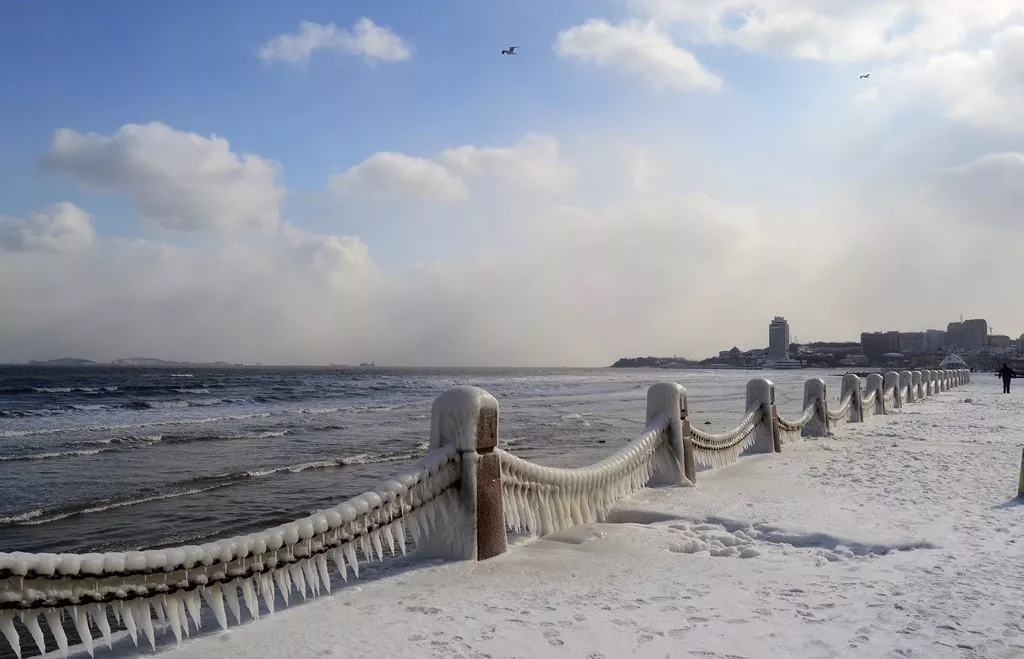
<box><xmin>801</xmin><ymin>378</ymin><xmax>829</xmax><ymax>437</ymax></box>
<box><xmin>900</xmin><ymin>371</ymin><xmax>913</xmax><ymax>404</ymax></box>
<box><xmin>428</xmin><ymin>386</ymin><xmax>506</xmax><ymax>561</ymax></box>
<box><xmin>746</xmin><ymin>378</ymin><xmax>779</xmax><ymax>453</ymax></box>
<box><xmin>646</xmin><ymin>382</ymin><xmax>694</xmax><ymax>486</ymax></box>
<box><xmin>911</xmin><ymin>371</ymin><xmax>922</xmax><ymax>402</ymax></box>
<box><xmin>884</xmin><ymin>371</ymin><xmax>902</xmax><ymax>411</ymax></box>
<box><xmin>864</xmin><ymin>373</ymin><xmax>884</xmax><ymax>416</ymax></box>
<box><xmin>841</xmin><ymin>373</ymin><xmax>863</xmax><ymax>423</ymax></box>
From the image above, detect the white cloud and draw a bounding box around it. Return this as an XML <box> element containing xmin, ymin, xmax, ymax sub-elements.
<box><xmin>0</xmin><ymin>202</ymin><xmax>95</xmax><ymax>253</ymax></box>
<box><xmin>935</xmin><ymin>152</ymin><xmax>1024</xmax><ymax>226</ymax></box>
<box><xmin>9</xmin><ymin>125</ymin><xmax>1024</xmax><ymax>365</ymax></box>
<box><xmin>331</xmin><ymin>135</ymin><xmax>576</xmax><ymax>203</ymax></box>
<box><xmin>898</xmin><ymin>26</ymin><xmax>1024</xmax><ymax>133</ymax></box>
<box><xmin>555</xmin><ymin>19</ymin><xmax>723</xmax><ymax>91</ymax></box>
<box><xmin>630</xmin><ymin>0</ymin><xmax>1024</xmax><ymax>62</ymax></box>
<box><xmin>44</xmin><ymin>122</ymin><xmax>285</xmax><ymax>234</ymax></box>
<box><xmin>258</xmin><ymin>18</ymin><xmax>412</xmax><ymax>65</ymax></box>
<box><xmin>329</xmin><ymin>152</ymin><xmax>470</xmax><ymax>204</ymax></box>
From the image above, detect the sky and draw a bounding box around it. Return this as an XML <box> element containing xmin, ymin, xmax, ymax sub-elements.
<box><xmin>1</xmin><ymin>0</ymin><xmax>1023</xmax><ymax>366</ymax></box>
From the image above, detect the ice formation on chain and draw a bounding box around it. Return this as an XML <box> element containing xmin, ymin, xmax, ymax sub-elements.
<box><xmin>689</xmin><ymin>408</ymin><xmax>766</xmax><ymax>469</ymax></box>
<box><xmin>496</xmin><ymin>415</ymin><xmax>677</xmax><ymax>537</ymax></box>
<box><xmin>775</xmin><ymin>404</ymin><xmax>817</xmax><ymax>444</ymax></box>
<box><xmin>0</xmin><ymin>445</ymin><xmax>462</xmax><ymax>658</ymax></box>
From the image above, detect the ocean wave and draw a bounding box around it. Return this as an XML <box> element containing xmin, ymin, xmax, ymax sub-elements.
<box><xmin>0</xmin><ymin>449</ymin><xmax>424</xmax><ymax>526</ymax></box>
<box><xmin>0</xmin><ymin>412</ymin><xmax>273</xmax><ymax>438</ymax></box>
<box><xmin>0</xmin><ymin>448</ymin><xmax>108</xmax><ymax>462</ymax></box>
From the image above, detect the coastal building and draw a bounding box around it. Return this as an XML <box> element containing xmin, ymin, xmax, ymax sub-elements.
<box><xmin>768</xmin><ymin>316</ymin><xmax>790</xmax><ymax>359</ymax></box>
<box><xmin>925</xmin><ymin>329</ymin><xmax>946</xmax><ymax>354</ymax></box>
<box><xmin>898</xmin><ymin>332</ymin><xmax>927</xmax><ymax>355</ymax></box>
<box><xmin>989</xmin><ymin>334</ymin><xmax>1012</xmax><ymax>349</ymax></box>
<box><xmin>861</xmin><ymin>331</ymin><xmax>900</xmax><ymax>359</ymax></box>
<box><xmin>964</xmin><ymin>319</ymin><xmax>988</xmax><ymax>349</ymax></box>
<box><xmin>946</xmin><ymin>322</ymin><xmax>966</xmax><ymax>348</ymax></box>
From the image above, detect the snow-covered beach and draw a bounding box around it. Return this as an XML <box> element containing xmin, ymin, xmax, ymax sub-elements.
<box><xmin>57</xmin><ymin>376</ymin><xmax>1015</xmax><ymax>659</ymax></box>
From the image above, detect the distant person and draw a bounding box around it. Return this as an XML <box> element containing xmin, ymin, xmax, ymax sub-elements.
<box><xmin>997</xmin><ymin>363</ymin><xmax>1015</xmax><ymax>394</ymax></box>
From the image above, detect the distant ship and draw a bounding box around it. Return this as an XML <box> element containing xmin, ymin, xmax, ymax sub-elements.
<box><xmin>359</xmin><ymin>361</ymin><xmax>375</xmax><ymax>367</ymax></box>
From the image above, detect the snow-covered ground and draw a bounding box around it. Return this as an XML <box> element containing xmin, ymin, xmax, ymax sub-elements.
<box><xmin>64</xmin><ymin>380</ymin><xmax>1024</xmax><ymax>658</ymax></box>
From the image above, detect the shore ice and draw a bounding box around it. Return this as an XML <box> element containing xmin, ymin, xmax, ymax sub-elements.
<box><xmin>54</xmin><ymin>379</ymin><xmax>1024</xmax><ymax>659</ymax></box>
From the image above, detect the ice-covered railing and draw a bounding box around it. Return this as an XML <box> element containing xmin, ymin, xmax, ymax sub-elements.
<box><xmin>0</xmin><ymin>370</ymin><xmax>970</xmax><ymax>658</ymax></box>
<box><xmin>0</xmin><ymin>388</ymin><xmax>484</xmax><ymax>659</ymax></box>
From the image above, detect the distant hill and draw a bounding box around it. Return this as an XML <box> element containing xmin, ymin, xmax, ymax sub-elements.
<box><xmin>27</xmin><ymin>358</ymin><xmax>96</xmax><ymax>366</ymax></box>
<box><xmin>110</xmin><ymin>358</ymin><xmax>235</xmax><ymax>366</ymax></box>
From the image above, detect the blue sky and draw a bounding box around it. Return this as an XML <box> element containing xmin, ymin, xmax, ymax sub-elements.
<box><xmin>1</xmin><ymin>0</ymin><xmax>1023</xmax><ymax>364</ymax></box>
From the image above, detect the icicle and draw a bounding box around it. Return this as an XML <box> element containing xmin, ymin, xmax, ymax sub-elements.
<box><xmin>89</xmin><ymin>603</ymin><xmax>112</xmax><ymax>650</ymax></box>
<box><xmin>0</xmin><ymin>611</ymin><xmax>21</xmax><ymax>659</ymax></box>
<box><xmin>240</xmin><ymin>577</ymin><xmax>260</xmax><ymax>621</ymax></box>
<box><xmin>224</xmin><ymin>581</ymin><xmax>242</xmax><ymax>625</ymax></box>
<box><xmin>273</xmin><ymin>568</ymin><xmax>291</xmax><ymax>606</ymax></box>
<box><xmin>359</xmin><ymin>535</ymin><xmax>372</xmax><ymax>562</ymax></box>
<box><xmin>408</xmin><ymin>514</ymin><xmax>422</xmax><ymax>545</ymax></box>
<box><xmin>68</xmin><ymin>605</ymin><xmax>79</xmax><ymax>624</ymax></box>
<box><xmin>315</xmin><ymin>553</ymin><xmax>332</xmax><ymax>593</ymax></box>
<box><xmin>139</xmin><ymin>600</ymin><xmax>156</xmax><ymax>650</ymax></box>
<box><xmin>332</xmin><ymin>547</ymin><xmax>349</xmax><ymax>582</ymax></box>
<box><xmin>300</xmin><ymin>558</ymin><xmax>319</xmax><ymax>597</ymax></box>
<box><xmin>43</xmin><ymin>609</ymin><xmax>68</xmax><ymax>658</ymax></box>
<box><xmin>202</xmin><ymin>583</ymin><xmax>229</xmax><ymax>631</ymax></box>
<box><xmin>370</xmin><ymin>530</ymin><xmax>384</xmax><ymax>562</ymax></box>
<box><xmin>382</xmin><ymin>524</ymin><xmax>397</xmax><ymax>555</ymax></box>
<box><xmin>24</xmin><ymin>612</ymin><xmax>46</xmax><ymax>657</ymax></box>
<box><xmin>152</xmin><ymin>598</ymin><xmax>166</xmax><ymax>628</ymax></box>
<box><xmin>344</xmin><ymin>542</ymin><xmax>360</xmax><ymax>579</ymax></box>
<box><xmin>177</xmin><ymin>595</ymin><xmax>190</xmax><ymax>637</ymax></box>
<box><xmin>165</xmin><ymin>595</ymin><xmax>184</xmax><ymax>645</ymax></box>
<box><xmin>185</xmin><ymin>590</ymin><xmax>203</xmax><ymax>630</ymax></box>
<box><xmin>112</xmin><ymin>602</ymin><xmax>121</xmax><ymax>626</ymax></box>
<box><xmin>73</xmin><ymin>605</ymin><xmax>95</xmax><ymax>657</ymax></box>
<box><xmin>259</xmin><ymin>573</ymin><xmax>275</xmax><ymax>615</ymax></box>
<box><xmin>288</xmin><ymin>563</ymin><xmax>308</xmax><ymax>600</ymax></box>
<box><xmin>394</xmin><ymin>520</ymin><xmax>407</xmax><ymax>555</ymax></box>
<box><xmin>120</xmin><ymin>601</ymin><xmax>138</xmax><ymax>647</ymax></box>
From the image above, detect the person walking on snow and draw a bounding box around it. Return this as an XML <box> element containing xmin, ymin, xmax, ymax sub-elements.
<box><xmin>997</xmin><ymin>363</ymin><xmax>1015</xmax><ymax>393</ymax></box>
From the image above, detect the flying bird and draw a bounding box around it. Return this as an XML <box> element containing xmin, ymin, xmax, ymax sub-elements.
<box><xmin>860</xmin><ymin>73</ymin><xmax>871</xmax><ymax>79</ymax></box>
<box><xmin>501</xmin><ymin>46</ymin><xmax>519</xmax><ymax>55</ymax></box>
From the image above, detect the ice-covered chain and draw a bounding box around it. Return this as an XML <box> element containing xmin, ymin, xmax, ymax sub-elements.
<box><xmin>495</xmin><ymin>415</ymin><xmax>673</xmax><ymax>537</ymax></box>
<box><xmin>0</xmin><ymin>446</ymin><xmax>460</xmax><ymax>607</ymax></box>
<box><xmin>689</xmin><ymin>407</ymin><xmax>763</xmax><ymax>450</ymax></box>
<box><xmin>827</xmin><ymin>395</ymin><xmax>853</xmax><ymax>421</ymax></box>
<box><xmin>776</xmin><ymin>404</ymin><xmax>816</xmax><ymax>432</ymax></box>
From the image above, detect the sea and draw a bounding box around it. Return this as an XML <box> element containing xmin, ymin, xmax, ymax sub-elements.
<box><xmin>0</xmin><ymin>366</ymin><xmax>844</xmax><ymax>555</ymax></box>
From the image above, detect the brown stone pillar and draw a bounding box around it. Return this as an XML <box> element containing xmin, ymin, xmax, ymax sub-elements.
<box><xmin>475</xmin><ymin>407</ymin><xmax>507</xmax><ymax>560</ymax></box>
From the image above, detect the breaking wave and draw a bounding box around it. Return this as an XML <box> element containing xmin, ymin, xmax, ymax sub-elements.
<box><xmin>0</xmin><ymin>449</ymin><xmax>424</xmax><ymax>526</ymax></box>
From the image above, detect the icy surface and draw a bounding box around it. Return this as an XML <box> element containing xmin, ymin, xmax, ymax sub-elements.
<box><xmin>31</xmin><ymin>373</ymin><xmax>1013</xmax><ymax>659</ymax></box>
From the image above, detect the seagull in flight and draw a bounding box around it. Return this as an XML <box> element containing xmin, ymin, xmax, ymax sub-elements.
<box><xmin>860</xmin><ymin>73</ymin><xmax>871</xmax><ymax>79</ymax></box>
<box><xmin>501</xmin><ymin>46</ymin><xmax>519</xmax><ymax>55</ymax></box>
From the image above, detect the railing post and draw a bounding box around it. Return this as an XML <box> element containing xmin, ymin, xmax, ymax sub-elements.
<box><xmin>841</xmin><ymin>373</ymin><xmax>863</xmax><ymax>423</ymax></box>
<box><xmin>428</xmin><ymin>386</ymin><xmax>506</xmax><ymax>561</ymax></box>
<box><xmin>900</xmin><ymin>371</ymin><xmax>913</xmax><ymax>404</ymax></box>
<box><xmin>911</xmin><ymin>371</ymin><xmax>922</xmax><ymax>402</ymax></box>
<box><xmin>884</xmin><ymin>371</ymin><xmax>901</xmax><ymax>411</ymax></box>
<box><xmin>801</xmin><ymin>378</ymin><xmax>829</xmax><ymax>437</ymax></box>
<box><xmin>745</xmin><ymin>378</ymin><xmax>778</xmax><ymax>453</ymax></box>
<box><xmin>646</xmin><ymin>382</ymin><xmax>694</xmax><ymax>486</ymax></box>
<box><xmin>865</xmin><ymin>373</ymin><xmax>883</xmax><ymax>416</ymax></box>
